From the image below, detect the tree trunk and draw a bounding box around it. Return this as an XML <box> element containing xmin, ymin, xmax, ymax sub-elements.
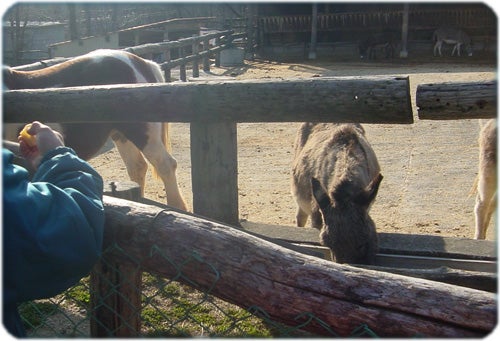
<box><xmin>101</xmin><ymin>195</ymin><xmax>496</xmax><ymax>337</ymax></box>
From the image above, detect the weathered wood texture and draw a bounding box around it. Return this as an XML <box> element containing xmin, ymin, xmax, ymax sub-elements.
<box><xmin>190</xmin><ymin>122</ymin><xmax>239</xmax><ymax>225</ymax></box>
<box><xmin>90</xmin><ymin>182</ymin><xmax>142</xmax><ymax>337</ymax></box>
<box><xmin>358</xmin><ymin>264</ymin><xmax>496</xmax><ymax>292</ymax></box>
<box><xmin>102</xmin><ymin>195</ymin><xmax>496</xmax><ymax>337</ymax></box>
<box><xmin>417</xmin><ymin>81</ymin><xmax>497</xmax><ymax>120</ymax></box>
<box><xmin>3</xmin><ymin>76</ymin><xmax>413</xmax><ymax>124</ymax></box>
<box><xmin>90</xmin><ymin>260</ymin><xmax>142</xmax><ymax>337</ymax></box>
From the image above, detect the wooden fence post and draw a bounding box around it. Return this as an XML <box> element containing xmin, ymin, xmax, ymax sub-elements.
<box><xmin>192</xmin><ymin>34</ymin><xmax>199</xmax><ymax>78</ymax></box>
<box><xmin>190</xmin><ymin>122</ymin><xmax>239</xmax><ymax>225</ymax></box>
<box><xmin>215</xmin><ymin>37</ymin><xmax>221</xmax><ymax>67</ymax></box>
<box><xmin>179</xmin><ymin>46</ymin><xmax>187</xmax><ymax>82</ymax></box>
<box><xmin>90</xmin><ymin>181</ymin><xmax>143</xmax><ymax>337</ymax></box>
<box><xmin>202</xmin><ymin>38</ymin><xmax>211</xmax><ymax>72</ymax></box>
<box><xmin>163</xmin><ymin>48</ymin><xmax>171</xmax><ymax>82</ymax></box>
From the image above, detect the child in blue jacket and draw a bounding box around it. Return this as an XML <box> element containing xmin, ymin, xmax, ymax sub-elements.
<box><xmin>2</xmin><ymin>121</ymin><xmax>105</xmax><ymax>337</ymax></box>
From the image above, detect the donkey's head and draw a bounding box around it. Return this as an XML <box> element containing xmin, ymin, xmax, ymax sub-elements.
<box><xmin>311</xmin><ymin>174</ymin><xmax>382</xmax><ymax>264</ymax></box>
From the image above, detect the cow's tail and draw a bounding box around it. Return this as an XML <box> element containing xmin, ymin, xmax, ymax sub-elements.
<box><xmin>432</xmin><ymin>30</ymin><xmax>437</xmax><ymax>42</ymax></box>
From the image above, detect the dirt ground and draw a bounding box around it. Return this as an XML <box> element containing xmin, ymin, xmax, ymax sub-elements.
<box><xmin>89</xmin><ymin>57</ymin><xmax>497</xmax><ymax>241</ymax></box>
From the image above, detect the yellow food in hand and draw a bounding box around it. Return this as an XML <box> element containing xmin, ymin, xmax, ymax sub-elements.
<box><xmin>19</xmin><ymin>124</ymin><xmax>37</xmax><ymax>147</ymax></box>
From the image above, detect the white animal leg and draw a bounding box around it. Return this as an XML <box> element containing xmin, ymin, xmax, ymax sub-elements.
<box><xmin>474</xmin><ymin>120</ymin><xmax>497</xmax><ymax>239</ymax></box>
<box><xmin>474</xmin><ymin>170</ymin><xmax>497</xmax><ymax>239</ymax></box>
<box><xmin>112</xmin><ymin>133</ymin><xmax>148</xmax><ymax>194</ymax></box>
<box><xmin>141</xmin><ymin>123</ymin><xmax>188</xmax><ymax>211</ymax></box>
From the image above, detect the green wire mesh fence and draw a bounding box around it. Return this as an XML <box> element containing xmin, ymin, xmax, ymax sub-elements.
<box><xmin>18</xmin><ymin>243</ymin><xmax>378</xmax><ymax>338</ymax></box>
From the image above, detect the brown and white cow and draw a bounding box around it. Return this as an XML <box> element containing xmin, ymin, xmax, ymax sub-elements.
<box><xmin>3</xmin><ymin>49</ymin><xmax>188</xmax><ymax>211</ymax></box>
<box><xmin>473</xmin><ymin>119</ymin><xmax>497</xmax><ymax>239</ymax></box>
<box><xmin>291</xmin><ymin>123</ymin><xmax>382</xmax><ymax>264</ymax></box>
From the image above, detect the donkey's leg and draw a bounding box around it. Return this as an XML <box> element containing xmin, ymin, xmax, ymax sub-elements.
<box><xmin>111</xmin><ymin>131</ymin><xmax>148</xmax><ymax>195</ymax></box>
<box><xmin>433</xmin><ymin>41</ymin><xmax>440</xmax><ymax>56</ymax></box>
<box><xmin>311</xmin><ymin>209</ymin><xmax>323</xmax><ymax>229</ymax></box>
<box><xmin>140</xmin><ymin>123</ymin><xmax>188</xmax><ymax>211</ymax></box>
<box><xmin>296</xmin><ymin>207</ymin><xmax>309</xmax><ymax>227</ymax></box>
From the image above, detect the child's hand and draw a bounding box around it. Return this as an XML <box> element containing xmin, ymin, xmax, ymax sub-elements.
<box><xmin>19</xmin><ymin>123</ymin><xmax>37</xmax><ymax>147</ymax></box>
<box><xmin>18</xmin><ymin>121</ymin><xmax>65</xmax><ymax>169</ymax></box>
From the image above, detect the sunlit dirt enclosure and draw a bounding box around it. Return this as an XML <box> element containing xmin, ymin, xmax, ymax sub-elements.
<box><xmin>90</xmin><ymin>58</ymin><xmax>497</xmax><ymax>241</ymax></box>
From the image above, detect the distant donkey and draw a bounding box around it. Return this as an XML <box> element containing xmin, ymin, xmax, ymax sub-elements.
<box><xmin>433</xmin><ymin>27</ymin><xmax>473</xmax><ymax>57</ymax></box>
<box><xmin>359</xmin><ymin>31</ymin><xmax>397</xmax><ymax>60</ymax></box>
<box><xmin>473</xmin><ymin>119</ymin><xmax>497</xmax><ymax>239</ymax></box>
<box><xmin>291</xmin><ymin>123</ymin><xmax>382</xmax><ymax>264</ymax></box>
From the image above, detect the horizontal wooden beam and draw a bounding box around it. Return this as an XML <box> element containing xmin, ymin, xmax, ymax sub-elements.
<box><xmin>3</xmin><ymin>76</ymin><xmax>413</xmax><ymax>124</ymax></box>
<box><xmin>102</xmin><ymin>195</ymin><xmax>495</xmax><ymax>337</ymax></box>
<box><xmin>416</xmin><ymin>81</ymin><xmax>497</xmax><ymax>120</ymax></box>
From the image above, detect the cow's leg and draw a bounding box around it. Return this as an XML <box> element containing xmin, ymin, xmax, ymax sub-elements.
<box><xmin>140</xmin><ymin>123</ymin><xmax>188</xmax><ymax>211</ymax></box>
<box><xmin>111</xmin><ymin>132</ymin><xmax>148</xmax><ymax>194</ymax></box>
<box><xmin>474</xmin><ymin>169</ymin><xmax>497</xmax><ymax>239</ymax></box>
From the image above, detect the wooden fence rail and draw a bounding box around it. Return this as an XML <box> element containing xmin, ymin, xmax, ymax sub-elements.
<box><xmin>124</xmin><ymin>30</ymin><xmax>246</xmax><ymax>82</ymax></box>
<box><xmin>416</xmin><ymin>81</ymin><xmax>497</xmax><ymax>120</ymax></box>
<box><xmin>98</xmin><ymin>195</ymin><xmax>496</xmax><ymax>337</ymax></box>
<box><xmin>3</xmin><ymin>77</ymin><xmax>412</xmax><ymax>124</ymax></box>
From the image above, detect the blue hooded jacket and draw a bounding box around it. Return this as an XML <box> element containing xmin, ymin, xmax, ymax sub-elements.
<box><xmin>2</xmin><ymin>147</ymin><xmax>105</xmax><ymax>337</ymax></box>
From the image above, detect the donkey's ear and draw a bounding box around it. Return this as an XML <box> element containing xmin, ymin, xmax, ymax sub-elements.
<box><xmin>311</xmin><ymin>177</ymin><xmax>332</xmax><ymax>210</ymax></box>
<box><xmin>354</xmin><ymin>173</ymin><xmax>383</xmax><ymax>207</ymax></box>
